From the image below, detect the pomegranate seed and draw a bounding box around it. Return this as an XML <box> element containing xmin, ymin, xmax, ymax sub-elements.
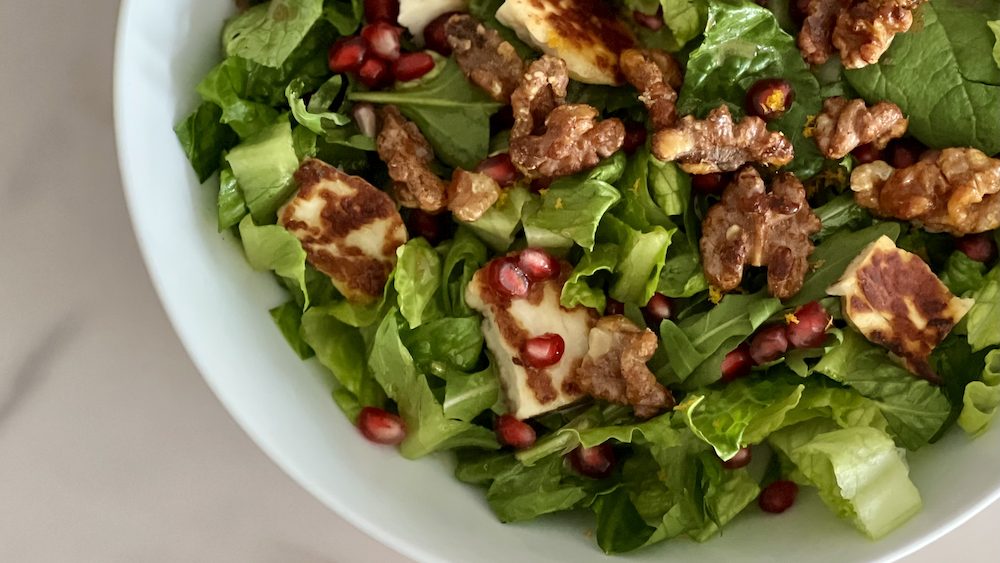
<box><xmin>522</xmin><ymin>333</ymin><xmax>565</xmax><ymax>368</ymax></box>
<box><xmin>489</xmin><ymin>257</ymin><xmax>530</xmax><ymax>298</ymax></box>
<box><xmin>364</xmin><ymin>0</ymin><xmax>399</xmax><ymax>24</ymax></box>
<box><xmin>750</xmin><ymin>324</ymin><xmax>789</xmax><ymax>364</ymax></box>
<box><xmin>759</xmin><ymin>480</ymin><xmax>798</xmax><ymax>514</ymax></box>
<box><xmin>692</xmin><ymin>172</ymin><xmax>727</xmax><ymax>195</ymax></box>
<box><xmin>642</xmin><ymin>293</ymin><xmax>675</xmax><ymax>328</ymax></box>
<box><xmin>745</xmin><ymin>78</ymin><xmax>795</xmax><ymax>122</ymax></box>
<box><xmin>722</xmin><ymin>445</ymin><xmax>752</xmax><ymax>469</ymax></box>
<box><xmin>361</xmin><ymin>21</ymin><xmax>402</xmax><ymax>61</ymax></box>
<box><xmin>605</xmin><ymin>297</ymin><xmax>625</xmax><ymax>316</ymax></box>
<box><xmin>886</xmin><ymin>138</ymin><xmax>926</xmax><ymax>169</ymax></box>
<box><xmin>569</xmin><ymin>443</ymin><xmax>616</xmax><ymax>479</ymax></box>
<box><xmin>633</xmin><ymin>8</ymin><xmax>664</xmax><ymax>30</ymax></box>
<box><xmin>518</xmin><ymin>248</ymin><xmax>559</xmax><ymax>282</ymax></box>
<box><xmin>851</xmin><ymin>142</ymin><xmax>883</xmax><ymax>164</ymax></box>
<box><xmin>357</xmin><ymin>407</ymin><xmax>407</xmax><ymax>445</ymax></box>
<box><xmin>622</xmin><ymin>122</ymin><xmax>647</xmax><ymax>155</ymax></box>
<box><xmin>530</xmin><ymin>177</ymin><xmax>553</xmax><ymax>193</ymax></box>
<box><xmin>491</xmin><ymin>105</ymin><xmax>515</xmax><ymax>132</ymax></box>
<box><xmin>407</xmin><ymin>209</ymin><xmax>455</xmax><ymax>245</ymax></box>
<box><xmin>328</xmin><ymin>36</ymin><xmax>369</xmax><ymax>74</ymax></box>
<box><xmin>495</xmin><ymin>414</ymin><xmax>537</xmax><ymax>449</ymax></box>
<box><xmin>786</xmin><ymin>301</ymin><xmax>832</xmax><ymax>349</ymax></box>
<box><xmin>956</xmin><ymin>234</ymin><xmax>997</xmax><ymax>263</ymax></box>
<box><xmin>721</xmin><ymin>343</ymin><xmax>755</xmax><ymax>382</ymax></box>
<box><xmin>423</xmin><ymin>11</ymin><xmax>461</xmax><ymax>56</ymax></box>
<box><xmin>475</xmin><ymin>153</ymin><xmax>522</xmax><ymax>188</ymax></box>
<box><xmin>352</xmin><ymin>102</ymin><xmax>378</xmax><ymax>138</ymax></box>
<box><xmin>393</xmin><ymin>52</ymin><xmax>436</xmax><ymax>82</ymax></box>
<box><xmin>357</xmin><ymin>57</ymin><xmax>392</xmax><ymax>89</ymax></box>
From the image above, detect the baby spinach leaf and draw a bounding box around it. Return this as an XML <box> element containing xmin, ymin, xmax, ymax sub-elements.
<box><xmin>678</xmin><ymin>0</ymin><xmax>824</xmax><ymax>178</ymax></box>
<box><xmin>349</xmin><ymin>59</ymin><xmax>503</xmax><ymax>169</ymax></box>
<box><xmin>845</xmin><ymin>0</ymin><xmax>1000</xmax><ymax>155</ymax></box>
<box><xmin>394</xmin><ymin>238</ymin><xmax>443</xmax><ymax>329</ymax></box>
<box><xmin>222</xmin><ymin>0</ymin><xmax>324</xmax><ymax>69</ymax></box>
<box><xmin>443</xmin><ymin>362</ymin><xmax>499</xmax><ymax>422</ymax></box>
<box><xmin>593</xmin><ymin>488</ymin><xmax>657</xmax><ymax>555</ymax></box>
<box><xmin>400</xmin><ymin>316</ymin><xmax>484</xmax><ymax>373</ymax></box>
<box><xmin>812</xmin><ymin>192</ymin><xmax>872</xmax><ymax>242</ymax></box>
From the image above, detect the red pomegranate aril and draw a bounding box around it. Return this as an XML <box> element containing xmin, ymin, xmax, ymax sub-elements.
<box><xmin>605</xmin><ymin>297</ymin><xmax>625</xmax><ymax>316</ymax></box>
<box><xmin>357</xmin><ymin>57</ymin><xmax>392</xmax><ymax>89</ymax></box>
<box><xmin>475</xmin><ymin>153</ymin><xmax>522</xmax><ymax>187</ymax></box>
<box><xmin>518</xmin><ymin>248</ymin><xmax>560</xmax><ymax>282</ymax></box>
<box><xmin>361</xmin><ymin>21</ymin><xmax>402</xmax><ymax>61</ymax></box>
<box><xmin>352</xmin><ymin>102</ymin><xmax>378</xmax><ymax>138</ymax></box>
<box><xmin>393</xmin><ymin>52</ymin><xmax>436</xmax><ymax>82</ymax></box>
<box><xmin>750</xmin><ymin>324</ymin><xmax>789</xmax><ymax>364</ymax></box>
<box><xmin>722</xmin><ymin>445</ymin><xmax>752</xmax><ymax>469</ymax></box>
<box><xmin>329</xmin><ymin>36</ymin><xmax>369</xmax><ymax>73</ymax></box>
<box><xmin>790</xmin><ymin>0</ymin><xmax>811</xmax><ymax>25</ymax></box>
<box><xmin>851</xmin><ymin>142</ymin><xmax>883</xmax><ymax>164</ymax></box>
<box><xmin>489</xmin><ymin>257</ymin><xmax>530</xmax><ymax>298</ymax></box>
<box><xmin>957</xmin><ymin>234</ymin><xmax>998</xmax><ymax>263</ymax></box>
<box><xmin>495</xmin><ymin>414</ymin><xmax>537</xmax><ymax>449</ymax></box>
<box><xmin>522</xmin><ymin>333</ymin><xmax>565</xmax><ymax>368</ymax></box>
<box><xmin>424</xmin><ymin>11</ymin><xmax>461</xmax><ymax>55</ymax></box>
<box><xmin>787</xmin><ymin>301</ymin><xmax>832</xmax><ymax>349</ymax></box>
<box><xmin>407</xmin><ymin>209</ymin><xmax>455</xmax><ymax>245</ymax></box>
<box><xmin>721</xmin><ymin>343</ymin><xmax>755</xmax><ymax>382</ymax></box>
<box><xmin>642</xmin><ymin>293</ymin><xmax>675</xmax><ymax>327</ymax></box>
<box><xmin>633</xmin><ymin>8</ymin><xmax>664</xmax><ymax>30</ymax></box>
<box><xmin>759</xmin><ymin>480</ymin><xmax>798</xmax><ymax>514</ymax></box>
<box><xmin>745</xmin><ymin>78</ymin><xmax>795</xmax><ymax>122</ymax></box>
<box><xmin>692</xmin><ymin>172</ymin><xmax>727</xmax><ymax>195</ymax></box>
<box><xmin>886</xmin><ymin>138</ymin><xmax>926</xmax><ymax>169</ymax></box>
<box><xmin>623</xmin><ymin>123</ymin><xmax>648</xmax><ymax>155</ymax></box>
<box><xmin>569</xmin><ymin>443</ymin><xmax>616</xmax><ymax>479</ymax></box>
<box><xmin>364</xmin><ymin>0</ymin><xmax>399</xmax><ymax>24</ymax></box>
<box><xmin>357</xmin><ymin>407</ymin><xmax>407</xmax><ymax>445</ymax></box>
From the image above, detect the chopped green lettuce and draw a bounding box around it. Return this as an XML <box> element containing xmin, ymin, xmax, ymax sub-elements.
<box><xmin>466</xmin><ymin>185</ymin><xmax>532</xmax><ymax>251</ymax></box>
<box><xmin>286</xmin><ymin>76</ymin><xmax>349</xmax><ymax>135</ymax></box>
<box><xmin>226</xmin><ymin>115</ymin><xmax>301</xmax><ymax>223</ymax></box>
<box><xmin>238</xmin><ymin>215</ymin><xmax>308</xmax><ymax>305</ymax></box>
<box><xmin>399</xmin><ymin>317</ymin><xmax>484</xmax><ymax>373</ymax></box>
<box><xmin>959</xmin><ymin>349</ymin><xmax>1000</xmax><ymax>436</ymax></box>
<box><xmin>269</xmin><ymin>300</ymin><xmax>314</xmax><ymax>359</ymax></box>
<box><xmin>394</xmin><ymin>238</ymin><xmax>443</xmax><ymax>329</ymax></box>
<box><xmin>940</xmin><ymin>251</ymin><xmax>988</xmax><ymax>296</ymax></box>
<box><xmin>962</xmin><ymin>266</ymin><xmax>999</xmax><ymax>352</ymax></box>
<box><xmin>523</xmin><ymin>177</ymin><xmax>622</xmax><ymax>251</ymax></box>
<box><xmin>561</xmin><ymin>244</ymin><xmax>619</xmax><ymax>311</ymax></box>
<box><xmin>174</xmin><ymin>102</ymin><xmax>239</xmax><ymax>182</ymax></box>
<box><xmin>443</xmin><ymin>361</ymin><xmax>499</xmax><ymax>422</ymax></box>
<box><xmin>197</xmin><ymin>57</ymin><xmax>280</xmax><ymax>138</ymax></box>
<box><xmin>439</xmin><ymin>227</ymin><xmax>489</xmax><ymax>317</ymax></box>
<box><xmin>217</xmin><ymin>164</ymin><xmax>248</xmax><ymax>231</ymax></box>
<box><xmin>222</xmin><ymin>0</ymin><xmax>324</xmax><ymax>68</ymax></box>
<box><xmin>323</xmin><ymin>0</ymin><xmax>364</xmax><ymax>36</ymax></box>
<box><xmin>599</xmin><ymin>216</ymin><xmax>674</xmax><ymax>306</ymax></box>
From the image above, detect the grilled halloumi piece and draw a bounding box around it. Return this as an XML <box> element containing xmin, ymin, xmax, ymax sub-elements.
<box><xmin>280</xmin><ymin>158</ymin><xmax>407</xmax><ymax>304</ymax></box>
<box><xmin>495</xmin><ymin>0</ymin><xmax>636</xmax><ymax>85</ymax></box>
<box><xmin>466</xmin><ymin>261</ymin><xmax>597</xmax><ymax>419</ymax></box>
<box><xmin>827</xmin><ymin>235</ymin><xmax>973</xmax><ymax>381</ymax></box>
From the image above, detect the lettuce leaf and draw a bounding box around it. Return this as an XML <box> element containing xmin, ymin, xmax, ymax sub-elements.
<box><xmin>599</xmin><ymin>216</ymin><xmax>674</xmax><ymax>306</ymax></box>
<box><xmin>593</xmin><ymin>488</ymin><xmax>657</xmax><ymax>554</ymax></box>
<box><xmin>812</xmin><ymin>192</ymin><xmax>872</xmax><ymax>242</ymax></box>
<box><xmin>962</xmin><ymin>266</ymin><xmax>999</xmax><ymax>352</ymax></box>
<box><xmin>300</xmin><ymin>306</ymin><xmax>382</xmax><ymax>406</ymax></box>
<box><xmin>217</xmin><ymin>164</ymin><xmax>248</xmax><ymax>231</ymax></box>
<box><xmin>323</xmin><ymin>0</ymin><xmax>364</xmax><ymax>36</ymax></box>
<box><xmin>349</xmin><ymin>58</ymin><xmax>503</xmax><ymax>169</ymax></box>
<box><xmin>394</xmin><ymin>238</ymin><xmax>443</xmax><ymax>329</ymax></box>
<box><xmin>561</xmin><ymin>244</ymin><xmax>619</xmax><ymax>311</ymax></box>
<box><xmin>443</xmin><ymin>361</ymin><xmax>499</xmax><ymax>422</ymax></box>
<box><xmin>770</xmin><ymin>424</ymin><xmax>922</xmax><ymax>540</ymax></box>
<box><xmin>369</xmin><ymin>312</ymin><xmax>498</xmax><ymax>459</ymax></box>
<box><xmin>237</xmin><ymin>215</ymin><xmax>307</xmax><ymax>305</ymax></box>
<box><xmin>939</xmin><ymin>251</ymin><xmax>988</xmax><ymax>296</ymax></box>
<box><xmin>523</xmin><ymin>177</ymin><xmax>622</xmax><ymax>251</ymax></box>
<box><xmin>286</xmin><ymin>76</ymin><xmax>350</xmax><ymax>135</ymax></box>
<box><xmin>814</xmin><ymin>330</ymin><xmax>950</xmax><ymax>450</ymax></box>
<box><xmin>226</xmin><ymin>115</ymin><xmax>301</xmax><ymax>223</ymax></box>
<box><xmin>958</xmin><ymin>349</ymin><xmax>1000</xmax><ymax>436</ymax></box>
<box><xmin>174</xmin><ymin>102</ymin><xmax>239</xmax><ymax>182</ymax></box>
<box><xmin>466</xmin><ymin>185</ymin><xmax>532</xmax><ymax>251</ymax></box>
<box><xmin>614</xmin><ymin>145</ymin><xmax>684</xmax><ymax>231</ymax></box>
<box><xmin>197</xmin><ymin>57</ymin><xmax>280</xmax><ymax>138</ymax></box>
<box><xmin>625</xmin><ymin>0</ymin><xmax>707</xmax><ymax>51</ymax></box>
<box><xmin>439</xmin><ymin>227</ymin><xmax>488</xmax><ymax>317</ymax></box>
<box><xmin>990</xmin><ymin>20</ymin><xmax>1000</xmax><ymax>67</ymax></box>
<box><xmin>399</xmin><ymin>317</ymin><xmax>483</xmax><ymax>373</ymax></box>
<box><xmin>845</xmin><ymin>0</ymin><xmax>1000</xmax><ymax>155</ymax></box>
<box><xmin>678</xmin><ymin>0</ymin><xmax>824</xmax><ymax>178</ymax></box>
<box><xmin>222</xmin><ymin>0</ymin><xmax>324</xmax><ymax>69</ymax></box>
<box><xmin>269</xmin><ymin>300</ymin><xmax>314</xmax><ymax>359</ymax></box>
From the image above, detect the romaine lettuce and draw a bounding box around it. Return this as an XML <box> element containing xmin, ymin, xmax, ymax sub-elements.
<box><xmin>222</xmin><ymin>0</ymin><xmax>324</xmax><ymax>69</ymax></box>
<box><xmin>394</xmin><ymin>238</ymin><xmax>443</xmax><ymax>329</ymax></box>
<box><xmin>174</xmin><ymin>102</ymin><xmax>239</xmax><ymax>182</ymax></box>
<box><xmin>958</xmin><ymin>349</ymin><xmax>1000</xmax><ymax>436</ymax></box>
<box><xmin>238</xmin><ymin>214</ymin><xmax>308</xmax><ymax>304</ymax></box>
<box><xmin>226</xmin><ymin>115</ymin><xmax>301</xmax><ymax>223</ymax></box>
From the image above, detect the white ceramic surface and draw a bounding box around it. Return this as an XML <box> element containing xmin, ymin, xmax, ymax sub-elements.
<box><xmin>113</xmin><ymin>2</ymin><xmax>1000</xmax><ymax>562</ymax></box>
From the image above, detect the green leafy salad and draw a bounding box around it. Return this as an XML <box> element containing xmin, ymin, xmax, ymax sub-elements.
<box><xmin>176</xmin><ymin>0</ymin><xmax>1000</xmax><ymax>554</ymax></box>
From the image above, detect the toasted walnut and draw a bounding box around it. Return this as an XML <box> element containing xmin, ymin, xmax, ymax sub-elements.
<box><xmin>447</xmin><ymin>169</ymin><xmax>501</xmax><ymax>222</ymax></box>
<box><xmin>701</xmin><ymin>167</ymin><xmax>821</xmax><ymax>298</ymax></box>
<box><xmin>851</xmin><ymin>148</ymin><xmax>1000</xmax><ymax>236</ymax></box>
<box><xmin>799</xmin><ymin>0</ymin><xmax>925</xmax><ymax>68</ymax></box>
<box><xmin>813</xmin><ymin>96</ymin><xmax>907</xmax><ymax>159</ymax></box>
<box><xmin>376</xmin><ymin>105</ymin><xmax>449</xmax><ymax>212</ymax></box>
<box><xmin>652</xmin><ymin>106</ymin><xmax>794</xmax><ymax>174</ymax></box>
<box><xmin>572</xmin><ymin>316</ymin><xmax>674</xmax><ymax>419</ymax></box>
<box><xmin>509</xmin><ymin>56</ymin><xmax>625</xmax><ymax>178</ymax></box>
<box><xmin>445</xmin><ymin>14</ymin><xmax>525</xmax><ymax>104</ymax></box>
<box><xmin>619</xmin><ymin>48</ymin><xmax>682</xmax><ymax>129</ymax></box>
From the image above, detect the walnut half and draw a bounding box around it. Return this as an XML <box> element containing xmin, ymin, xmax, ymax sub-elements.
<box><xmin>377</xmin><ymin>105</ymin><xmax>449</xmax><ymax>213</ymax></box>
<box><xmin>619</xmin><ymin>48</ymin><xmax>682</xmax><ymax>130</ymax></box>
<box><xmin>799</xmin><ymin>0</ymin><xmax>926</xmax><ymax>69</ymax></box>
<box><xmin>851</xmin><ymin>148</ymin><xmax>1000</xmax><ymax>236</ymax></box>
<box><xmin>652</xmin><ymin>106</ymin><xmax>794</xmax><ymax>174</ymax></box>
<box><xmin>813</xmin><ymin>96</ymin><xmax>907</xmax><ymax>159</ymax></box>
<box><xmin>445</xmin><ymin>14</ymin><xmax>525</xmax><ymax>104</ymax></box>
<box><xmin>701</xmin><ymin>167</ymin><xmax>821</xmax><ymax>299</ymax></box>
<box><xmin>571</xmin><ymin>316</ymin><xmax>674</xmax><ymax>419</ymax></box>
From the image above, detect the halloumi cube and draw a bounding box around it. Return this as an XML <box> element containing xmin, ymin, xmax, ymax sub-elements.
<box><xmin>280</xmin><ymin>158</ymin><xmax>407</xmax><ymax>304</ymax></box>
<box><xmin>466</xmin><ymin>262</ymin><xmax>598</xmax><ymax>419</ymax></box>
<box><xmin>827</xmin><ymin>235</ymin><xmax>973</xmax><ymax>380</ymax></box>
<box><xmin>496</xmin><ymin>0</ymin><xmax>636</xmax><ymax>85</ymax></box>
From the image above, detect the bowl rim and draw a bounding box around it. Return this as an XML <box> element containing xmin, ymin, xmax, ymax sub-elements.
<box><xmin>111</xmin><ymin>1</ymin><xmax>1000</xmax><ymax>561</ymax></box>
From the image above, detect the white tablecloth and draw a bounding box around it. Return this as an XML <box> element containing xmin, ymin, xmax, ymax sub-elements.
<box><xmin>0</xmin><ymin>0</ymin><xmax>996</xmax><ymax>561</ymax></box>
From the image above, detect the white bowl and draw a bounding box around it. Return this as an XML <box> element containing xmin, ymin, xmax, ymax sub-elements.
<box><xmin>113</xmin><ymin>1</ymin><xmax>1000</xmax><ymax>561</ymax></box>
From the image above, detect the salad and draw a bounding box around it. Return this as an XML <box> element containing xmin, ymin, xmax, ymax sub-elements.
<box><xmin>175</xmin><ymin>0</ymin><xmax>1000</xmax><ymax>554</ymax></box>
